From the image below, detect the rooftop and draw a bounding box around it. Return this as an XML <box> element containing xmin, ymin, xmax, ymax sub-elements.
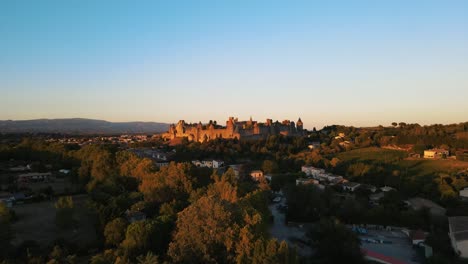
<box><xmin>425</xmin><ymin>148</ymin><xmax>448</xmax><ymax>152</ymax></box>
<box><xmin>449</xmin><ymin>216</ymin><xmax>468</xmax><ymax>234</ymax></box>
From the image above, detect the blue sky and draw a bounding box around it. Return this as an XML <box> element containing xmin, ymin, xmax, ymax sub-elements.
<box><xmin>1</xmin><ymin>0</ymin><xmax>467</xmax><ymax>129</ymax></box>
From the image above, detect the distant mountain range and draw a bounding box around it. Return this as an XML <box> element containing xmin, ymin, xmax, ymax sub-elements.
<box><xmin>0</xmin><ymin>118</ymin><xmax>170</xmax><ymax>134</ymax></box>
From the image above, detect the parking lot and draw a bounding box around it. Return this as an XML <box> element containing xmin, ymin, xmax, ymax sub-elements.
<box><xmin>359</xmin><ymin>228</ymin><xmax>422</xmax><ymax>264</ymax></box>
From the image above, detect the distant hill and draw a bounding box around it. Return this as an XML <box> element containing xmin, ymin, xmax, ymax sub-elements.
<box><xmin>0</xmin><ymin>118</ymin><xmax>170</xmax><ymax>134</ymax></box>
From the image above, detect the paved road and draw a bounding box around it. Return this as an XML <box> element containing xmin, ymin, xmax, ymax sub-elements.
<box><xmin>268</xmin><ymin>195</ymin><xmax>313</xmax><ymax>256</ymax></box>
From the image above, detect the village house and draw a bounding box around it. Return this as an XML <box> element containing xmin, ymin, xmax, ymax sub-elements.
<box><xmin>318</xmin><ymin>174</ymin><xmax>343</xmax><ymax>184</ymax></box>
<box><xmin>156</xmin><ymin>162</ymin><xmax>169</xmax><ymax>168</ymax></box>
<box><xmin>307</xmin><ymin>141</ymin><xmax>321</xmax><ymax>150</ymax></box>
<box><xmin>301</xmin><ymin>165</ymin><xmax>325</xmax><ymax>177</ymax></box>
<box><xmin>408</xmin><ymin>197</ymin><xmax>446</xmax><ymax>216</ymax></box>
<box><xmin>9</xmin><ymin>165</ymin><xmax>31</xmax><ymax>172</ymax></box>
<box><xmin>380</xmin><ymin>186</ymin><xmax>396</xmax><ymax>192</ymax></box>
<box><xmin>342</xmin><ymin>182</ymin><xmax>361</xmax><ymax>192</ymax></box>
<box><xmin>296</xmin><ymin>178</ymin><xmax>319</xmax><ymax>186</ymax></box>
<box><xmin>202</xmin><ymin>160</ymin><xmax>213</xmax><ymax>168</ymax></box>
<box><xmin>424</xmin><ymin>148</ymin><xmax>449</xmax><ymax>159</ymax></box>
<box><xmin>460</xmin><ymin>187</ymin><xmax>468</xmax><ymax>201</ymax></box>
<box><xmin>250</xmin><ymin>170</ymin><xmax>264</xmax><ymax>181</ymax></box>
<box><xmin>17</xmin><ymin>172</ymin><xmax>52</xmax><ymax>183</ymax></box>
<box><xmin>410</xmin><ymin>230</ymin><xmax>427</xmax><ymax>246</ymax></box>
<box><xmin>213</xmin><ymin>160</ymin><xmax>224</xmax><ymax>168</ymax></box>
<box><xmin>191</xmin><ymin>159</ymin><xmax>224</xmax><ymax>169</ymax></box>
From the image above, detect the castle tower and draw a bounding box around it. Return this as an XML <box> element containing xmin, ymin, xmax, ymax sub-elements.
<box><xmin>176</xmin><ymin>120</ymin><xmax>186</xmax><ymax>136</ymax></box>
<box><xmin>297</xmin><ymin>118</ymin><xmax>303</xmax><ymax>131</ymax></box>
<box><xmin>253</xmin><ymin>122</ymin><xmax>260</xmax><ymax>134</ymax></box>
<box><xmin>226</xmin><ymin>117</ymin><xmax>235</xmax><ymax>133</ymax></box>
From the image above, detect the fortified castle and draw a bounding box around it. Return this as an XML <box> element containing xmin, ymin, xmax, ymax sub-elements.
<box><xmin>163</xmin><ymin>117</ymin><xmax>304</xmax><ymax>142</ymax></box>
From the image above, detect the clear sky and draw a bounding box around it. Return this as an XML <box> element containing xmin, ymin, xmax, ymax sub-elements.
<box><xmin>1</xmin><ymin>0</ymin><xmax>467</xmax><ymax>129</ymax></box>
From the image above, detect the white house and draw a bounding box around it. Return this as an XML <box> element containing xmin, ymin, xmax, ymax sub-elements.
<box><xmin>342</xmin><ymin>182</ymin><xmax>361</xmax><ymax>192</ymax></box>
<box><xmin>296</xmin><ymin>178</ymin><xmax>319</xmax><ymax>186</ymax></box>
<box><xmin>202</xmin><ymin>160</ymin><xmax>213</xmax><ymax>168</ymax></box>
<box><xmin>460</xmin><ymin>187</ymin><xmax>468</xmax><ymax>200</ymax></box>
<box><xmin>301</xmin><ymin>166</ymin><xmax>325</xmax><ymax>178</ymax></box>
<box><xmin>192</xmin><ymin>160</ymin><xmax>202</xmax><ymax>167</ymax></box>
<box><xmin>18</xmin><ymin>172</ymin><xmax>52</xmax><ymax>183</ymax></box>
<box><xmin>213</xmin><ymin>160</ymin><xmax>224</xmax><ymax>169</ymax></box>
<box><xmin>424</xmin><ymin>149</ymin><xmax>449</xmax><ymax>159</ymax></box>
<box><xmin>380</xmin><ymin>186</ymin><xmax>395</xmax><ymax>192</ymax></box>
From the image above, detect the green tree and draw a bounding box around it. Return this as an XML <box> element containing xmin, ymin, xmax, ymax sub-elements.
<box><xmin>262</xmin><ymin>160</ymin><xmax>279</xmax><ymax>174</ymax></box>
<box><xmin>121</xmin><ymin>221</ymin><xmax>151</xmax><ymax>257</ymax></box>
<box><xmin>55</xmin><ymin>196</ymin><xmax>74</xmax><ymax>229</ymax></box>
<box><xmin>309</xmin><ymin>218</ymin><xmax>365</xmax><ymax>264</ymax></box>
<box><xmin>104</xmin><ymin>218</ymin><xmax>128</xmax><ymax>247</ymax></box>
<box><xmin>136</xmin><ymin>252</ymin><xmax>159</xmax><ymax>264</ymax></box>
<box><xmin>0</xmin><ymin>202</ymin><xmax>13</xmax><ymax>258</ymax></box>
<box><xmin>168</xmin><ymin>196</ymin><xmax>238</xmax><ymax>263</ymax></box>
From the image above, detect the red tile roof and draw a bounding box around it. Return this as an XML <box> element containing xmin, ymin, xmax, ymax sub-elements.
<box><xmin>363</xmin><ymin>249</ymin><xmax>408</xmax><ymax>264</ymax></box>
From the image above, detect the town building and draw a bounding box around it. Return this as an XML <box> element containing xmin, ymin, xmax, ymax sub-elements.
<box><xmin>17</xmin><ymin>172</ymin><xmax>52</xmax><ymax>183</ymax></box>
<box><xmin>342</xmin><ymin>182</ymin><xmax>361</xmax><ymax>192</ymax></box>
<box><xmin>460</xmin><ymin>187</ymin><xmax>468</xmax><ymax>200</ymax></box>
<box><xmin>407</xmin><ymin>197</ymin><xmax>446</xmax><ymax>216</ymax></box>
<box><xmin>191</xmin><ymin>159</ymin><xmax>225</xmax><ymax>169</ymax></box>
<box><xmin>424</xmin><ymin>149</ymin><xmax>449</xmax><ymax>159</ymax></box>
<box><xmin>449</xmin><ymin>216</ymin><xmax>468</xmax><ymax>258</ymax></box>
<box><xmin>380</xmin><ymin>186</ymin><xmax>396</xmax><ymax>192</ymax></box>
<box><xmin>250</xmin><ymin>170</ymin><xmax>264</xmax><ymax>181</ymax></box>
<box><xmin>301</xmin><ymin>166</ymin><xmax>326</xmax><ymax>178</ymax></box>
<box><xmin>410</xmin><ymin>230</ymin><xmax>427</xmax><ymax>246</ymax></box>
<box><xmin>213</xmin><ymin>160</ymin><xmax>224</xmax><ymax>168</ymax></box>
<box><xmin>296</xmin><ymin>178</ymin><xmax>319</xmax><ymax>186</ymax></box>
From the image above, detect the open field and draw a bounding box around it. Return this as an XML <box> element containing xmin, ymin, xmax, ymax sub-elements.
<box><xmin>337</xmin><ymin>147</ymin><xmax>408</xmax><ymax>163</ymax></box>
<box><xmin>398</xmin><ymin>159</ymin><xmax>468</xmax><ymax>177</ymax></box>
<box><xmin>337</xmin><ymin>147</ymin><xmax>468</xmax><ymax>177</ymax></box>
<box><xmin>11</xmin><ymin>194</ymin><xmax>97</xmax><ymax>248</ymax></box>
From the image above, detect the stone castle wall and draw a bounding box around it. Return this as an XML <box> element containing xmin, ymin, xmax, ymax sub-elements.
<box><xmin>163</xmin><ymin>117</ymin><xmax>304</xmax><ymax>142</ymax></box>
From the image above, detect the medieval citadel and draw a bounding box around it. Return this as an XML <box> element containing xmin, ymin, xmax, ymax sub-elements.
<box><xmin>163</xmin><ymin>117</ymin><xmax>304</xmax><ymax>142</ymax></box>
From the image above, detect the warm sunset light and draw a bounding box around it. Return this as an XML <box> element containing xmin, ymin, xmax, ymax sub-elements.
<box><xmin>1</xmin><ymin>1</ymin><xmax>467</xmax><ymax>263</ymax></box>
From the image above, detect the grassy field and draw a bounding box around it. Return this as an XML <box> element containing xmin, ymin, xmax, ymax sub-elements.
<box><xmin>335</xmin><ymin>147</ymin><xmax>468</xmax><ymax>199</ymax></box>
<box><xmin>337</xmin><ymin>147</ymin><xmax>407</xmax><ymax>163</ymax></box>
<box><xmin>337</xmin><ymin>147</ymin><xmax>468</xmax><ymax>177</ymax></box>
<box><xmin>11</xmin><ymin>194</ymin><xmax>98</xmax><ymax>248</ymax></box>
<box><xmin>398</xmin><ymin>159</ymin><xmax>468</xmax><ymax>177</ymax></box>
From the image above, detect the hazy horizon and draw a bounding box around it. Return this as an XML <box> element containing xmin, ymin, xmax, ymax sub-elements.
<box><xmin>2</xmin><ymin>1</ymin><xmax>467</xmax><ymax>129</ymax></box>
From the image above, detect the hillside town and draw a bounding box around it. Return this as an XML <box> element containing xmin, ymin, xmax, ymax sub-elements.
<box><xmin>1</xmin><ymin>120</ymin><xmax>468</xmax><ymax>263</ymax></box>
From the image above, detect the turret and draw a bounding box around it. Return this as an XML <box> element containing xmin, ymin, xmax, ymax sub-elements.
<box><xmin>297</xmin><ymin>118</ymin><xmax>303</xmax><ymax>131</ymax></box>
<box><xmin>226</xmin><ymin>117</ymin><xmax>235</xmax><ymax>132</ymax></box>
